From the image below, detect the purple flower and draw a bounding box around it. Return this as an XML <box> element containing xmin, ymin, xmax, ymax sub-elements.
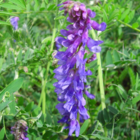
<box><xmin>10</xmin><ymin>17</ymin><xmax>19</xmax><ymax>30</ymax></box>
<box><xmin>55</xmin><ymin>1</ymin><xmax>106</xmax><ymax>137</ymax></box>
<box><xmin>11</xmin><ymin>120</ymin><xmax>29</xmax><ymax>140</ymax></box>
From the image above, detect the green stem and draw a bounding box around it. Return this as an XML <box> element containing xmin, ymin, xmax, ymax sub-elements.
<box><xmin>96</xmin><ymin>53</ymin><xmax>106</xmax><ymax>110</ymax></box>
<box><xmin>12</xmin><ymin>11</ymin><xmax>55</xmax><ymax>14</ymax></box>
<box><xmin>91</xmin><ymin>30</ymin><xmax>106</xmax><ymax>110</ymax></box>
<box><xmin>38</xmin><ymin>28</ymin><xmax>56</xmax><ymax>116</ymax></box>
<box><xmin>117</xmin><ymin>19</ymin><xmax>140</xmax><ymax>32</ymax></box>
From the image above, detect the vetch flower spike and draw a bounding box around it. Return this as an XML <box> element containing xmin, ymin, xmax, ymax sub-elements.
<box><xmin>11</xmin><ymin>120</ymin><xmax>29</xmax><ymax>140</ymax></box>
<box><xmin>54</xmin><ymin>1</ymin><xmax>106</xmax><ymax>137</ymax></box>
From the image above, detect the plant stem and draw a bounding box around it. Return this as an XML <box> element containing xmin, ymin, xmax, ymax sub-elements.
<box><xmin>91</xmin><ymin>30</ymin><xmax>106</xmax><ymax>110</ymax></box>
<box><xmin>96</xmin><ymin>53</ymin><xmax>106</xmax><ymax>110</ymax></box>
<box><xmin>117</xmin><ymin>19</ymin><xmax>140</xmax><ymax>32</ymax></box>
<box><xmin>38</xmin><ymin>28</ymin><xmax>56</xmax><ymax>117</ymax></box>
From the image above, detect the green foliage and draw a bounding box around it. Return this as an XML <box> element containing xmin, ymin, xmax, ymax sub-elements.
<box><xmin>0</xmin><ymin>0</ymin><xmax>140</xmax><ymax>140</ymax></box>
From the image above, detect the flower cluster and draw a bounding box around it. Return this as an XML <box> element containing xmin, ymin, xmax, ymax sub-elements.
<box><xmin>10</xmin><ymin>17</ymin><xmax>19</xmax><ymax>30</ymax></box>
<box><xmin>11</xmin><ymin>120</ymin><xmax>29</xmax><ymax>140</ymax></box>
<box><xmin>54</xmin><ymin>1</ymin><xmax>106</xmax><ymax>137</ymax></box>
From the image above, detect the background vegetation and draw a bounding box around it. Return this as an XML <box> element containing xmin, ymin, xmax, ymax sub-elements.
<box><xmin>0</xmin><ymin>0</ymin><xmax>140</xmax><ymax>139</ymax></box>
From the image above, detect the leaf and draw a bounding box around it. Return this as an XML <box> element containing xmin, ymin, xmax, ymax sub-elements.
<box><xmin>17</xmin><ymin>50</ymin><xmax>22</xmax><ymax>62</ymax></box>
<box><xmin>80</xmin><ymin>119</ymin><xmax>89</xmax><ymax>135</ymax></box>
<box><xmin>103</xmin><ymin>108</ymin><xmax>110</xmax><ymax>122</ymax></box>
<box><xmin>0</xmin><ymin>101</ymin><xmax>11</xmax><ymax>112</ymax></box>
<box><xmin>47</xmin><ymin>4</ymin><xmax>56</xmax><ymax>10</ymax></box>
<box><xmin>0</xmin><ymin>21</ymin><xmax>10</xmax><ymax>25</ymax></box>
<box><xmin>42</xmin><ymin>36</ymin><xmax>52</xmax><ymax>44</ymax></box>
<box><xmin>0</xmin><ymin>78</ymin><xmax>24</xmax><ymax>114</ymax></box>
<box><xmin>0</xmin><ymin>58</ymin><xmax>3</xmax><ymax>72</ymax></box>
<box><xmin>0</xmin><ymin>11</ymin><xmax>16</xmax><ymax>15</ymax></box>
<box><xmin>34</xmin><ymin>0</ymin><xmax>39</xmax><ymax>11</ymax></box>
<box><xmin>46</xmin><ymin>112</ymin><xmax>52</xmax><ymax>125</ymax></box>
<box><xmin>54</xmin><ymin>16</ymin><xmax>65</xmax><ymax>20</ymax></box>
<box><xmin>97</xmin><ymin>111</ymin><xmax>105</xmax><ymax>125</ymax></box>
<box><xmin>132</xmin><ymin>22</ymin><xmax>139</xmax><ymax>28</ymax></box>
<box><xmin>91</xmin><ymin>134</ymin><xmax>111</xmax><ymax>140</ymax></box>
<box><xmin>0</xmin><ymin>3</ymin><xmax>23</xmax><ymax>10</ymax></box>
<box><xmin>86</xmin><ymin>121</ymin><xmax>97</xmax><ymax>134</ymax></box>
<box><xmin>10</xmin><ymin>0</ymin><xmax>26</xmax><ymax>9</ymax></box>
<box><xmin>105</xmin><ymin>50</ymin><xmax>113</xmax><ymax>65</ymax></box>
<box><xmin>116</xmin><ymin>84</ymin><xmax>128</xmax><ymax>99</ymax></box>
<box><xmin>132</xmin><ymin>95</ymin><xmax>140</xmax><ymax>105</ymax></box>
<box><xmin>108</xmin><ymin>106</ymin><xmax>118</xmax><ymax>115</ymax></box>
<box><xmin>25</xmin><ymin>102</ymin><xmax>34</xmax><ymax>112</ymax></box>
<box><xmin>128</xmin><ymin>67</ymin><xmax>136</xmax><ymax>88</ymax></box>
<box><xmin>119</xmin><ymin>68</ymin><xmax>128</xmax><ymax>83</ymax></box>
<box><xmin>0</xmin><ymin>78</ymin><xmax>24</xmax><ymax>98</ymax></box>
<box><xmin>80</xmin><ymin>135</ymin><xmax>89</xmax><ymax>140</ymax></box>
<box><xmin>113</xmin><ymin>50</ymin><xmax>120</xmax><ymax>62</ymax></box>
<box><xmin>0</xmin><ymin>127</ymin><xmax>5</xmax><ymax>140</ymax></box>
<box><xmin>120</xmin><ymin>9</ymin><xmax>130</xmax><ymax>21</ymax></box>
<box><xmin>128</xmin><ymin>10</ymin><xmax>135</xmax><ymax>23</ymax></box>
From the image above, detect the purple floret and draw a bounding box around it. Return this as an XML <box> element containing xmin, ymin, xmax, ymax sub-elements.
<box><xmin>54</xmin><ymin>1</ymin><xmax>106</xmax><ymax>137</ymax></box>
<box><xmin>10</xmin><ymin>17</ymin><xmax>19</xmax><ymax>30</ymax></box>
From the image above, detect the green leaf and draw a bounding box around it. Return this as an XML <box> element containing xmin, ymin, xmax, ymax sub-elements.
<box><xmin>0</xmin><ymin>127</ymin><xmax>5</xmax><ymax>140</ymax></box>
<box><xmin>86</xmin><ymin>121</ymin><xmax>97</xmax><ymax>134</ymax></box>
<box><xmin>119</xmin><ymin>68</ymin><xmax>128</xmax><ymax>83</ymax></box>
<box><xmin>54</xmin><ymin>16</ymin><xmax>65</xmax><ymax>20</ymax></box>
<box><xmin>46</xmin><ymin>112</ymin><xmax>52</xmax><ymax>125</ymax></box>
<box><xmin>17</xmin><ymin>50</ymin><xmax>22</xmax><ymax>61</ymax></box>
<box><xmin>25</xmin><ymin>102</ymin><xmax>34</xmax><ymax>112</ymax></box>
<box><xmin>113</xmin><ymin>50</ymin><xmax>120</xmax><ymax>62</ymax></box>
<box><xmin>132</xmin><ymin>22</ymin><xmax>139</xmax><ymax>28</ymax></box>
<box><xmin>0</xmin><ymin>58</ymin><xmax>3</xmax><ymax>72</ymax></box>
<box><xmin>0</xmin><ymin>21</ymin><xmax>10</xmax><ymax>25</ymax></box>
<box><xmin>80</xmin><ymin>135</ymin><xmax>89</xmax><ymax>140</ymax></box>
<box><xmin>128</xmin><ymin>67</ymin><xmax>135</xmax><ymax>88</ymax></box>
<box><xmin>0</xmin><ymin>78</ymin><xmax>24</xmax><ymax>114</ymax></box>
<box><xmin>97</xmin><ymin>111</ymin><xmax>105</xmax><ymax>125</ymax></box>
<box><xmin>0</xmin><ymin>11</ymin><xmax>16</xmax><ymax>15</ymax></box>
<box><xmin>0</xmin><ymin>3</ymin><xmax>23</xmax><ymax>10</ymax></box>
<box><xmin>42</xmin><ymin>36</ymin><xmax>52</xmax><ymax>44</ymax></box>
<box><xmin>10</xmin><ymin>0</ymin><xmax>26</xmax><ymax>9</ymax></box>
<box><xmin>45</xmin><ymin>0</ymin><xmax>48</xmax><ymax>4</ymax></box>
<box><xmin>0</xmin><ymin>101</ymin><xmax>11</xmax><ymax>112</ymax></box>
<box><xmin>91</xmin><ymin>134</ymin><xmax>111</xmax><ymax>140</ymax></box>
<box><xmin>128</xmin><ymin>10</ymin><xmax>135</xmax><ymax>23</ymax></box>
<box><xmin>120</xmin><ymin>9</ymin><xmax>130</xmax><ymax>21</ymax></box>
<box><xmin>80</xmin><ymin>119</ymin><xmax>89</xmax><ymax>135</ymax></box>
<box><xmin>0</xmin><ymin>78</ymin><xmax>24</xmax><ymax>98</ymax></box>
<box><xmin>103</xmin><ymin>108</ymin><xmax>110</xmax><ymax>122</ymax></box>
<box><xmin>116</xmin><ymin>84</ymin><xmax>128</xmax><ymax>99</ymax></box>
<box><xmin>108</xmin><ymin>106</ymin><xmax>118</xmax><ymax>115</ymax></box>
<box><xmin>137</xmin><ymin>17</ymin><xmax>140</xmax><ymax>25</ymax></box>
<box><xmin>132</xmin><ymin>95</ymin><xmax>140</xmax><ymax>104</ymax></box>
<box><xmin>105</xmin><ymin>50</ymin><xmax>113</xmax><ymax>65</ymax></box>
<box><xmin>34</xmin><ymin>0</ymin><xmax>39</xmax><ymax>11</ymax></box>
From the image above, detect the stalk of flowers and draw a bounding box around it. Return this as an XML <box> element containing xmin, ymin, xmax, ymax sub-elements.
<box><xmin>54</xmin><ymin>1</ymin><xmax>106</xmax><ymax>137</ymax></box>
<box><xmin>11</xmin><ymin>120</ymin><xmax>29</xmax><ymax>140</ymax></box>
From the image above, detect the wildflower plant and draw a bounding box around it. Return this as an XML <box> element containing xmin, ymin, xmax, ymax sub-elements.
<box><xmin>54</xmin><ymin>1</ymin><xmax>106</xmax><ymax>137</ymax></box>
<box><xmin>1</xmin><ymin>0</ymin><xmax>140</xmax><ymax>139</ymax></box>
